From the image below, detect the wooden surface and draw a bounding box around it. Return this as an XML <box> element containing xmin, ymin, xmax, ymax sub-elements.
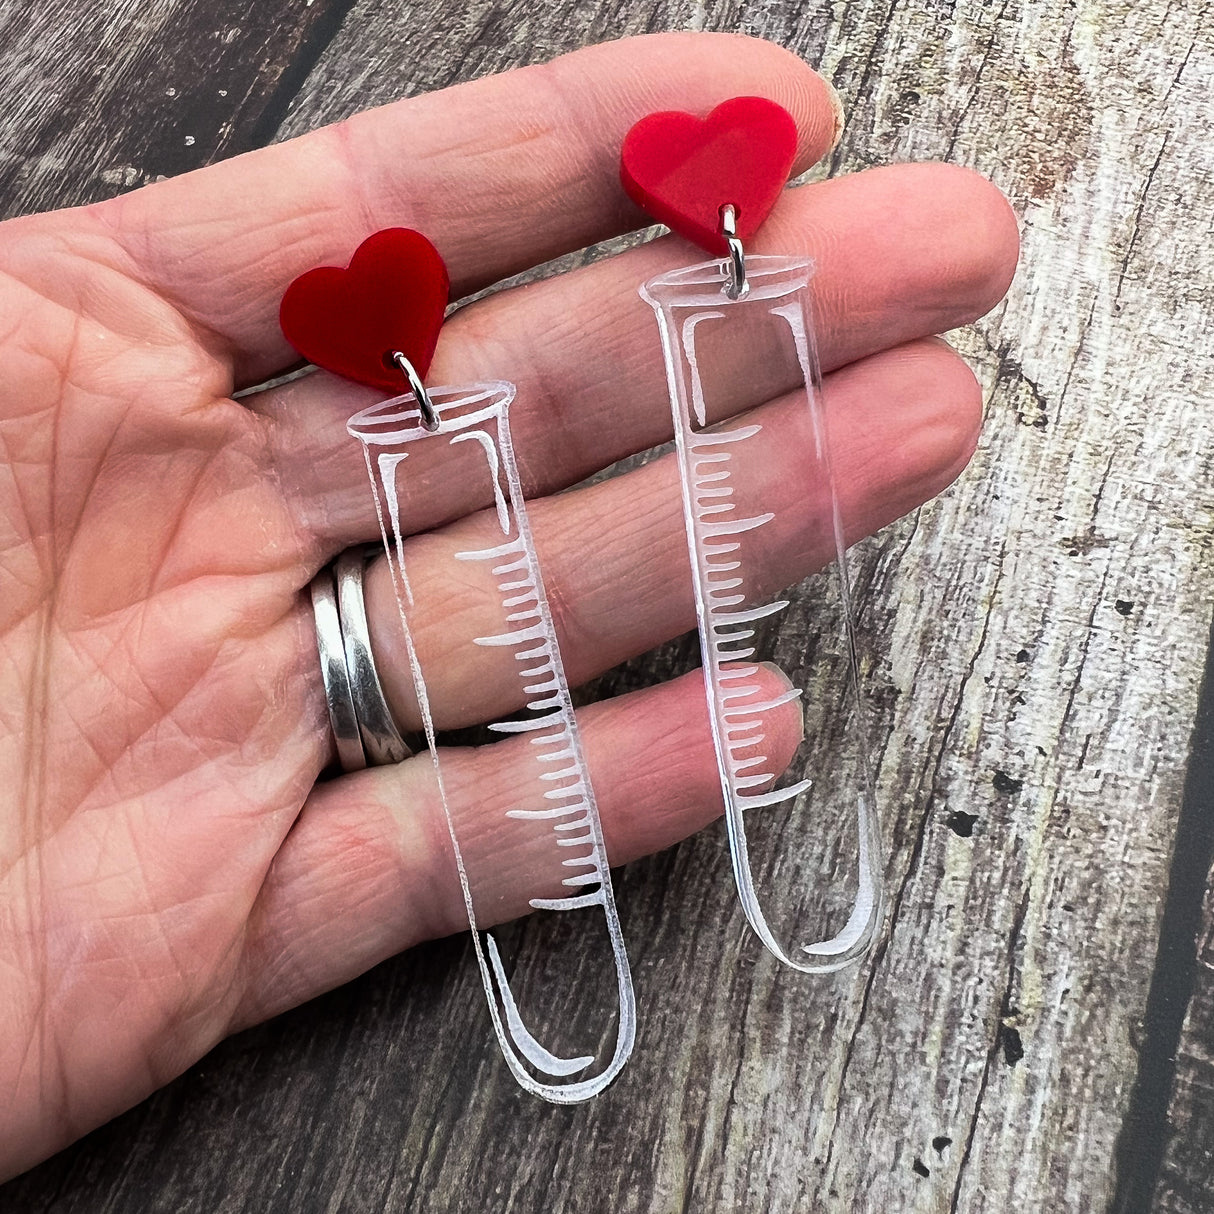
<box><xmin>2</xmin><ymin>1</ymin><xmax>1212</xmax><ymax>1211</ymax></box>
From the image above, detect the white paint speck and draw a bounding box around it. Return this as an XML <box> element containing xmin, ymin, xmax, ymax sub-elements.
<box><xmin>99</xmin><ymin>165</ymin><xmax>141</xmax><ymax>188</ymax></box>
<box><xmin>166</xmin><ymin>87</ymin><xmax>177</xmax><ymax>97</ymax></box>
<box><xmin>184</xmin><ymin>135</ymin><xmax>196</xmax><ymax>146</ymax></box>
<box><xmin>218</xmin><ymin>89</ymin><xmax>228</xmax><ymax>97</ymax></box>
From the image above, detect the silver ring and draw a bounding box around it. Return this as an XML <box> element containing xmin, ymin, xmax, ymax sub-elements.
<box><xmin>335</xmin><ymin>549</ymin><xmax>412</xmax><ymax>765</ymax></box>
<box><xmin>310</xmin><ymin>568</ymin><xmax>367</xmax><ymax>773</ymax></box>
<box><xmin>391</xmin><ymin>351</ymin><xmax>440</xmax><ymax>432</ymax></box>
<box><xmin>719</xmin><ymin>203</ymin><xmax>749</xmax><ymax>302</ymax></box>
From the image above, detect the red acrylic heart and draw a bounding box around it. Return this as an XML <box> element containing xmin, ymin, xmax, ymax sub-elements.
<box><xmin>279</xmin><ymin>227</ymin><xmax>450</xmax><ymax>393</ymax></box>
<box><xmin>620</xmin><ymin>97</ymin><xmax>798</xmax><ymax>256</ymax></box>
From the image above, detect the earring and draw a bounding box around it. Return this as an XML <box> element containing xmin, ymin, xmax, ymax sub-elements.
<box><xmin>281</xmin><ymin>228</ymin><xmax>635</xmax><ymax>1101</ymax></box>
<box><xmin>622</xmin><ymin>98</ymin><xmax>884</xmax><ymax>972</ymax></box>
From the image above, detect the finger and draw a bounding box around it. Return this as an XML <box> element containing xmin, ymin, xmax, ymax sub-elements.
<box><xmin>358</xmin><ymin>337</ymin><xmax>977</xmax><ymax>733</ymax></box>
<box><xmin>261</xmin><ymin>163</ymin><xmax>1017</xmax><ymax>551</ymax></box>
<box><xmin>89</xmin><ymin>33</ymin><xmax>838</xmax><ymax>381</ymax></box>
<box><xmin>231</xmin><ymin>665</ymin><xmax>801</xmax><ymax>1029</ymax></box>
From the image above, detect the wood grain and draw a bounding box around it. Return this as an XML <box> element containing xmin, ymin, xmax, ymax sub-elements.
<box><xmin>0</xmin><ymin>0</ymin><xmax>357</xmax><ymax>219</ymax></box>
<box><xmin>0</xmin><ymin>1</ymin><xmax>1212</xmax><ymax>1212</ymax></box>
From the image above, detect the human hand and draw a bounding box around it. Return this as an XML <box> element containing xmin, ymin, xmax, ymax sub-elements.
<box><xmin>0</xmin><ymin>32</ymin><xmax>1017</xmax><ymax>1177</ymax></box>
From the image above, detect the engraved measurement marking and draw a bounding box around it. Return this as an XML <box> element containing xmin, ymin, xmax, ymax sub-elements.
<box><xmin>687</xmin><ymin>426</ymin><xmax>812</xmax><ymax>813</ymax></box>
<box><xmin>455</xmin><ymin>533</ymin><xmax>606</xmax><ymax>913</ymax></box>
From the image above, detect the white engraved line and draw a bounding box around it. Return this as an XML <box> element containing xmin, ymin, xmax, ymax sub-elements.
<box><xmin>721</xmin><ymin>688</ymin><xmax>803</xmax><ymax>717</ymax></box>
<box><xmin>719</xmin><ymin>664</ymin><xmax>760</xmax><ymax>679</ymax></box>
<box><xmin>375</xmin><ymin>452</ymin><xmax>414</xmax><ymax>608</ymax></box>
<box><xmin>709</xmin><ymin>601</ymin><xmax>790</xmax><ymax>626</ymax></box>
<box><xmin>488</xmin><ymin>711</ymin><xmax>565</xmax><ymax>734</ymax></box>
<box><xmin>505</xmin><ymin>804</ymin><xmax>588</xmax><ymax>821</ymax></box>
<box><xmin>735</xmin><ymin>780</ymin><xmax>813</xmax><ymax>810</ymax></box>
<box><xmin>688</xmin><ymin>422</ymin><xmax>762</xmax><ymax>446</ymax></box>
<box><xmin>730</xmin><ymin>755</ymin><xmax>769</xmax><ymax>773</ymax></box>
<box><xmin>486</xmin><ymin>937</ymin><xmax>594</xmax><ymax>1075</ymax></box>
<box><xmin>679</xmin><ymin>309</ymin><xmax>724</xmax><ymax>428</ymax></box>
<box><xmin>453</xmin><ymin>537</ymin><xmax>526</xmax><ymax>561</ymax></box>
<box><xmin>448</xmin><ymin>429</ymin><xmax>511</xmax><ymax>534</ymax></box>
<box><xmin>530</xmin><ymin>892</ymin><xmax>605</xmax><ymax>912</ymax></box>
<box><xmin>562</xmin><ymin>854</ymin><xmax>600</xmax><ymax>869</ymax></box>
<box><xmin>698</xmin><ymin>513</ymin><xmax>774</xmax><ymax>538</ymax></box>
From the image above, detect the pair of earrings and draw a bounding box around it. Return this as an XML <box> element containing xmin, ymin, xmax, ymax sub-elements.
<box><xmin>280</xmin><ymin>98</ymin><xmax>883</xmax><ymax>1102</ymax></box>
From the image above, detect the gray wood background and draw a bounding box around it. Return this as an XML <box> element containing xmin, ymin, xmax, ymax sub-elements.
<box><xmin>1</xmin><ymin>1</ymin><xmax>1211</xmax><ymax>1211</ymax></box>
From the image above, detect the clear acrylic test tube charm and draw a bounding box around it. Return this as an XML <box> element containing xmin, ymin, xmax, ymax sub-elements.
<box><xmin>281</xmin><ymin>229</ymin><xmax>634</xmax><ymax>1100</ymax></box>
<box><xmin>349</xmin><ymin>383</ymin><xmax>634</xmax><ymax>1098</ymax></box>
<box><xmin>624</xmin><ymin>99</ymin><xmax>885</xmax><ymax>971</ymax></box>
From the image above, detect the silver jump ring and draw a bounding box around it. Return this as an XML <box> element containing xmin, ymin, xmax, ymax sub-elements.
<box><xmin>391</xmin><ymin>351</ymin><xmax>440</xmax><ymax>432</ymax></box>
<box><xmin>719</xmin><ymin>203</ymin><xmax>749</xmax><ymax>302</ymax></box>
<box><xmin>310</xmin><ymin>568</ymin><xmax>367</xmax><ymax>773</ymax></box>
<box><xmin>335</xmin><ymin>549</ymin><xmax>412</xmax><ymax>765</ymax></box>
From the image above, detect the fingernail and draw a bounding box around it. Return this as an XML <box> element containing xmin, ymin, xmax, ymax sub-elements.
<box><xmin>760</xmin><ymin>660</ymin><xmax>794</xmax><ymax>690</ymax></box>
<box><xmin>759</xmin><ymin>661</ymin><xmax>806</xmax><ymax>743</ymax></box>
<box><xmin>825</xmin><ymin>77</ymin><xmax>846</xmax><ymax>150</ymax></box>
<box><xmin>762</xmin><ymin>660</ymin><xmax>791</xmax><ymax>689</ymax></box>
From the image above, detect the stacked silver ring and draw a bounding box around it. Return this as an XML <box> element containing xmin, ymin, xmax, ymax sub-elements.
<box><xmin>310</xmin><ymin>548</ymin><xmax>412</xmax><ymax>772</ymax></box>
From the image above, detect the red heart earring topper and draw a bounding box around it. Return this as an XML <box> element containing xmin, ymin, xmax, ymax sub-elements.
<box><xmin>279</xmin><ymin>227</ymin><xmax>450</xmax><ymax>394</ymax></box>
<box><xmin>620</xmin><ymin>96</ymin><xmax>798</xmax><ymax>256</ymax></box>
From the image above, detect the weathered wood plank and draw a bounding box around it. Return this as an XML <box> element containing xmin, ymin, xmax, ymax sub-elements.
<box><xmin>0</xmin><ymin>0</ymin><xmax>357</xmax><ymax>219</ymax></box>
<box><xmin>0</xmin><ymin>1</ymin><xmax>1212</xmax><ymax>1212</ymax></box>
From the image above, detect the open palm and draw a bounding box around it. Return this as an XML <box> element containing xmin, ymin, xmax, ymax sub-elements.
<box><xmin>0</xmin><ymin>32</ymin><xmax>1016</xmax><ymax>1178</ymax></box>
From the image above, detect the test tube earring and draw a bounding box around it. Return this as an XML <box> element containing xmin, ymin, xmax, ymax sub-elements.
<box><xmin>281</xmin><ymin>229</ymin><xmax>635</xmax><ymax>1101</ymax></box>
<box><xmin>624</xmin><ymin>99</ymin><xmax>884</xmax><ymax>972</ymax></box>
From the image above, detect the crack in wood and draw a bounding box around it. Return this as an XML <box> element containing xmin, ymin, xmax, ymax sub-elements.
<box><xmin>950</xmin><ymin>886</ymin><xmax>1032</xmax><ymax>1211</ymax></box>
